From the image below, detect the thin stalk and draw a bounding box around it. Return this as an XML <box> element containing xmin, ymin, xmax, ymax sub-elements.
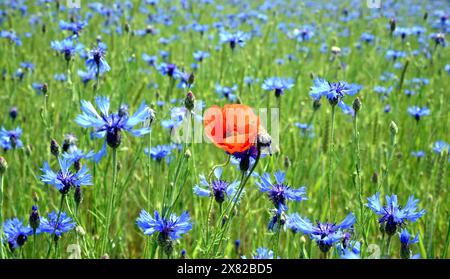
<box><xmin>46</xmin><ymin>194</ymin><xmax>65</xmax><ymax>258</ymax></box>
<box><xmin>328</xmin><ymin>106</ymin><xmax>336</xmax><ymax>220</ymax></box>
<box><xmin>101</xmin><ymin>148</ymin><xmax>118</xmax><ymax>256</ymax></box>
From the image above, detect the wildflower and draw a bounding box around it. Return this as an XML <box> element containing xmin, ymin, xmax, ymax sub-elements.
<box><xmin>9</xmin><ymin>107</ymin><xmax>18</xmax><ymax>121</ymax></box>
<box><xmin>144</xmin><ymin>145</ymin><xmax>172</xmax><ymax>163</ymax></box>
<box><xmin>85</xmin><ymin>42</ymin><xmax>110</xmax><ymax>76</ymax></box>
<box><xmin>309</xmin><ymin>78</ymin><xmax>362</xmax><ymax>115</ymax></box>
<box><xmin>156</xmin><ymin>63</ymin><xmax>181</xmax><ymax>78</ymax></box>
<box><xmin>193</xmin><ymin>50</ymin><xmax>210</xmax><ymax>62</ymax></box>
<box><xmin>411</xmin><ymin>151</ymin><xmax>425</xmax><ymax>158</ymax></box>
<box><xmin>142</xmin><ymin>53</ymin><xmax>157</xmax><ymax>67</ymax></box>
<box><xmin>62</xmin><ymin>149</ymin><xmax>95</xmax><ymax>170</ymax></box>
<box><xmin>62</xmin><ymin>133</ymin><xmax>78</xmax><ymax>153</ymax></box>
<box><xmin>262</xmin><ymin>77</ymin><xmax>295</xmax><ymax>97</ymax></box>
<box><xmin>39</xmin><ymin>212</ymin><xmax>76</xmax><ymax>239</ymax></box>
<box><xmin>286</xmin><ymin>213</ymin><xmax>355</xmax><ymax>253</ymax></box>
<box><xmin>399</xmin><ymin>229</ymin><xmax>420</xmax><ymax>259</ymax></box>
<box><xmin>215</xmin><ymin>84</ymin><xmax>238</xmax><ymax>101</ymax></box>
<box><xmin>75</xmin><ymin>96</ymin><xmax>153</xmax><ymax>160</ymax></box>
<box><xmin>430</xmin><ymin>33</ymin><xmax>445</xmax><ymax>46</ymax></box>
<box><xmin>367</xmin><ymin>193</ymin><xmax>425</xmax><ymax>236</ymax></box>
<box><xmin>407</xmin><ymin>106</ymin><xmax>430</xmax><ymax>121</ymax></box>
<box><xmin>0</xmin><ymin>30</ymin><xmax>22</xmax><ymax>46</ymax></box>
<box><xmin>40</xmin><ymin>157</ymin><xmax>92</xmax><ymax>195</ymax></box>
<box><xmin>250</xmin><ymin>247</ymin><xmax>275</xmax><ymax>259</ymax></box>
<box><xmin>193</xmin><ymin>167</ymin><xmax>241</xmax><ymax>204</ymax></box>
<box><xmin>256</xmin><ymin>171</ymin><xmax>307</xmax><ymax>214</ymax></box>
<box><xmin>136</xmin><ymin>210</ymin><xmax>192</xmax><ymax>256</ymax></box>
<box><xmin>432</xmin><ymin>141</ymin><xmax>449</xmax><ymax>154</ymax></box>
<box><xmin>0</xmin><ymin>127</ymin><xmax>23</xmax><ymax>150</ymax></box>
<box><xmin>219</xmin><ymin>30</ymin><xmax>250</xmax><ymax>50</ymax></box>
<box><xmin>385</xmin><ymin>50</ymin><xmax>406</xmax><ymax>61</ymax></box>
<box><xmin>204</xmin><ymin>104</ymin><xmax>260</xmax><ymax>154</ymax></box>
<box><xmin>268</xmin><ymin>209</ymin><xmax>286</xmax><ymax>231</ymax></box>
<box><xmin>59</xmin><ymin>20</ymin><xmax>86</xmax><ymax>34</ymax></box>
<box><xmin>51</xmin><ymin>37</ymin><xmax>83</xmax><ymax>62</ymax></box>
<box><xmin>337</xmin><ymin>241</ymin><xmax>361</xmax><ymax>259</ymax></box>
<box><xmin>294</xmin><ymin>123</ymin><xmax>314</xmax><ymax>138</ymax></box>
<box><xmin>2</xmin><ymin>218</ymin><xmax>32</xmax><ymax>251</ymax></box>
<box><xmin>231</xmin><ymin>145</ymin><xmax>259</xmax><ymax>171</ymax></box>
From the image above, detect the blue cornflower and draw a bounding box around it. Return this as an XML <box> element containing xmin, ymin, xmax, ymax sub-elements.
<box><xmin>0</xmin><ymin>30</ymin><xmax>22</xmax><ymax>46</ymax></box>
<box><xmin>360</xmin><ymin>33</ymin><xmax>375</xmax><ymax>44</ymax></box>
<box><xmin>193</xmin><ymin>167</ymin><xmax>241</xmax><ymax>204</ymax></box>
<box><xmin>262</xmin><ymin>77</ymin><xmax>294</xmax><ymax>97</ymax></box>
<box><xmin>445</xmin><ymin>64</ymin><xmax>450</xmax><ymax>75</ymax></box>
<box><xmin>142</xmin><ymin>53</ymin><xmax>158</xmax><ymax>67</ymax></box>
<box><xmin>386</xmin><ymin>50</ymin><xmax>406</xmax><ymax>61</ymax></box>
<box><xmin>337</xmin><ymin>241</ymin><xmax>361</xmax><ymax>259</ymax></box>
<box><xmin>51</xmin><ymin>37</ymin><xmax>84</xmax><ymax>62</ymax></box>
<box><xmin>54</xmin><ymin>73</ymin><xmax>67</xmax><ymax>82</ymax></box>
<box><xmin>85</xmin><ymin>42</ymin><xmax>110</xmax><ymax>76</ymax></box>
<box><xmin>393</xmin><ymin>27</ymin><xmax>412</xmax><ymax>40</ymax></box>
<box><xmin>77</xmin><ymin>70</ymin><xmax>95</xmax><ymax>85</ymax></box>
<box><xmin>430</xmin><ymin>33</ymin><xmax>446</xmax><ymax>46</ymax></box>
<box><xmin>367</xmin><ymin>193</ymin><xmax>425</xmax><ymax>235</ymax></box>
<box><xmin>309</xmin><ymin>78</ymin><xmax>362</xmax><ymax>115</ymax></box>
<box><xmin>32</xmin><ymin>82</ymin><xmax>47</xmax><ymax>95</ymax></box>
<box><xmin>40</xmin><ymin>157</ymin><xmax>92</xmax><ymax>195</ymax></box>
<box><xmin>215</xmin><ymin>83</ymin><xmax>238</xmax><ymax>101</ymax></box>
<box><xmin>399</xmin><ymin>229</ymin><xmax>420</xmax><ymax>259</ymax></box>
<box><xmin>407</xmin><ymin>106</ymin><xmax>430</xmax><ymax>121</ymax></box>
<box><xmin>38</xmin><ymin>211</ymin><xmax>76</xmax><ymax>238</ymax></box>
<box><xmin>136</xmin><ymin>210</ymin><xmax>192</xmax><ymax>244</ymax></box>
<box><xmin>2</xmin><ymin>218</ymin><xmax>33</xmax><ymax>251</ymax></box>
<box><xmin>286</xmin><ymin>213</ymin><xmax>356</xmax><ymax>253</ymax></box>
<box><xmin>256</xmin><ymin>171</ymin><xmax>307</xmax><ymax>214</ymax></box>
<box><xmin>75</xmin><ymin>96</ymin><xmax>154</xmax><ymax>160</ymax></box>
<box><xmin>59</xmin><ymin>20</ymin><xmax>86</xmax><ymax>34</ymax></box>
<box><xmin>0</xmin><ymin>127</ymin><xmax>23</xmax><ymax>150</ymax></box>
<box><xmin>156</xmin><ymin>63</ymin><xmax>182</xmax><ymax>78</ymax></box>
<box><xmin>247</xmin><ymin>247</ymin><xmax>275</xmax><ymax>259</ymax></box>
<box><xmin>145</xmin><ymin>145</ymin><xmax>172</xmax><ymax>163</ymax></box>
<box><xmin>219</xmin><ymin>30</ymin><xmax>250</xmax><ymax>50</ymax></box>
<box><xmin>294</xmin><ymin>123</ymin><xmax>314</xmax><ymax>138</ymax></box>
<box><xmin>62</xmin><ymin>149</ymin><xmax>95</xmax><ymax>167</ymax></box>
<box><xmin>193</xmin><ymin>50</ymin><xmax>210</xmax><ymax>62</ymax></box>
<box><xmin>432</xmin><ymin>141</ymin><xmax>449</xmax><ymax>154</ymax></box>
<box><xmin>411</xmin><ymin>151</ymin><xmax>425</xmax><ymax>158</ymax></box>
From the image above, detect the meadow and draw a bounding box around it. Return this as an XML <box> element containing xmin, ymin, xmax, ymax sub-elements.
<box><xmin>0</xmin><ymin>0</ymin><xmax>449</xmax><ymax>259</ymax></box>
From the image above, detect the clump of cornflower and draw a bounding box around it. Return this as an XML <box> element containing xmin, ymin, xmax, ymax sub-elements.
<box><xmin>145</xmin><ymin>144</ymin><xmax>172</xmax><ymax>164</ymax></box>
<box><xmin>215</xmin><ymin>83</ymin><xmax>238</xmax><ymax>101</ymax></box>
<box><xmin>407</xmin><ymin>106</ymin><xmax>430</xmax><ymax>121</ymax></box>
<box><xmin>136</xmin><ymin>210</ymin><xmax>192</xmax><ymax>257</ymax></box>
<box><xmin>40</xmin><ymin>157</ymin><xmax>92</xmax><ymax>195</ymax></box>
<box><xmin>367</xmin><ymin>193</ymin><xmax>425</xmax><ymax>236</ymax></box>
<box><xmin>38</xmin><ymin>212</ymin><xmax>76</xmax><ymax>241</ymax></box>
<box><xmin>399</xmin><ymin>229</ymin><xmax>420</xmax><ymax>259</ymax></box>
<box><xmin>59</xmin><ymin>20</ymin><xmax>86</xmax><ymax>35</ymax></box>
<box><xmin>242</xmin><ymin>247</ymin><xmax>276</xmax><ymax>259</ymax></box>
<box><xmin>385</xmin><ymin>50</ymin><xmax>406</xmax><ymax>61</ymax></box>
<box><xmin>360</xmin><ymin>33</ymin><xmax>375</xmax><ymax>44</ymax></box>
<box><xmin>75</xmin><ymin>96</ymin><xmax>154</xmax><ymax>161</ymax></box>
<box><xmin>50</xmin><ymin>37</ymin><xmax>84</xmax><ymax>62</ymax></box>
<box><xmin>193</xmin><ymin>50</ymin><xmax>210</xmax><ymax>62</ymax></box>
<box><xmin>286</xmin><ymin>213</ymin><xmax>355</xmax><ymax>254</ymax></box>
<box><xmin>85</xmin><ymin>42</ymin><xmax>110</xmax><ymax>77</ymax></box>
<box><xmin>3</xmin><ymin>218</ymin><xmax>32</xmax><ymax>251</ymax></box>
<box><xmin>256</xmin><ymin>171</ymin><xmax>307</xmax><ymax>214</ymax></box>
<box><xmin>219</xmin><ymin>31</ymin><xmax>250</xmax><ymax>50</ymax></box>
<box><xmin>262</xmin><ymin>77</ymin><xmax>294</xmax><ymax>97</ymax></box>
<box><xmin>193</xmin><ymin>167</ymin><xmax>241</xmax><ymax>204</ymax></box>
<box><xmin>0</xmin><ymin>127</ymin><xmax>23</xmax><ymax>150</ymax></box>
<box><xmin>309</xmin><ymin>78</ymin><xmax>362</xmax><ymax>115</ymax></box>
<box><xmin>0</xmin><ymin>30</ymin><xmax>22</xmax><ymax>46</ymax></box>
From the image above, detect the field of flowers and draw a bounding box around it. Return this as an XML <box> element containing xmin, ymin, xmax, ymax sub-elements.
<box><xmin>0</xmin><ymin>0</ymin><xmax>448</xmax><ymax>260</ymax></box>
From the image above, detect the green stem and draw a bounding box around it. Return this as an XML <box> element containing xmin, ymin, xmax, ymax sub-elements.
<box><xmin>102</xmin><ymin>148</ymin><xmax>118</xmax><ymax>256</ymax></box>
<box><xmin>46</xmin><ymin>194</ymin><xmax>65</xmax><ymax>258</ymax></box>
<box><xmin>328</xmin><ymin>106</ymin><xmax>336</xmax><ymax>220</ymax></box>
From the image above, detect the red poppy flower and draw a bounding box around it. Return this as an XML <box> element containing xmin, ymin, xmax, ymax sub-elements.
<box><xmin>204</xmin><ymin>104</ymin><xmax>260</xmax><ymax>154</ymax></box>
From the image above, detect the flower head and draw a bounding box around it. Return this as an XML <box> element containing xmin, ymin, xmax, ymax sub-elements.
<box><xmin>256</xmin><ymin>171</ymin><xmax>307</xmax><ymax>214</ymax></box>
<box><xmin>286</xmin><ymin>213</ymin><xmax>355</xmax><ymax>253</ymax></box>
<box><xmin>219</xmin><ymin>31</ymin><xmax>250</xmax><ymax>50</ymax></box>
<box><xmin>0</xmin><ymin>127</ymin><xmax>23</xmax><ymax>150</ymax></box>
<box><xmin>407</xmin><ymin>106</ymin><xmax>430</xmax><ymax>121</ymax></box>
<box><xmin>367</xmin><ymin>193</ymin><xmax>425</xmax><ymax>235</ymax></box>
<box><xmin>40</xmin><ymin>157</ymin><xmax>92</xmax><ymax>195</ymax></box>
<box><xmin>262</xmin><ymin>77</ymin><xmax>294</xmax><ymax>97</ymax></box>
<box><xmin>193</xmin><ymin>167</ymin><xmax>241</xmax><ymax>204</ymax></box>
<box><xmin>85</xmin><ymin>42</ymin><xmax>110</xmax><ymax>76</ymax></box>
<box><xmin>3</xmin><ymin>218</ymin><xmax>33</xmax><ymax>251</ymax></box>
<box><xmin>136</xmin><ymin>210</ymin><xmax>192</xmax><ymax>242</ymax></box>
<box><xmin>145</xmin><ymin>144</ymin><xmax>172</xmax><ymax>163</ymax></box>
<box><xmin>75</xmin><ymin>96</ymin><xmax>153</xmax><ymax>160</ymax></box>
<box><xmin>309</xmin><ymin>78</ymin><xmax>361</xmax><ymax>115</ymax></box>
<box><xmin>51</xmin><ymin>37</ymin><xmax>83</xmax><ymax>62</ymax></box>
<box><xmin>38</xmin><ymin>212</ymin><xmax>76</xmax><ymax>238</ymax></box>
<box><xmin>399</xmin><ymin>229</ymin><xmax>420</xmax><ymax>259</ymax></box>
<box><xmin>204</xmin><ymin>104</ymin><xmax>260</xmax><ymax>154</ymax></box>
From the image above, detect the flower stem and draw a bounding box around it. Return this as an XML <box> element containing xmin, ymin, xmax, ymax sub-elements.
<box><xmin>46</xmin><ymin>194</ymin><xmax>65</xmax><ymax>258</ymax></box>
<box><xmin>0</xmin><ymin>174</ymin><xmax>4</xmax><ymax>259</ymax></box>
<box><xmin>102</xmin><ymin>148</ymin><xmax>118</xmax><ymax>256</ymax></box>
<box><xmin>328</xmin><ymin>106</ymin><xmax>336</xmax><ymax>220</ymax></box>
